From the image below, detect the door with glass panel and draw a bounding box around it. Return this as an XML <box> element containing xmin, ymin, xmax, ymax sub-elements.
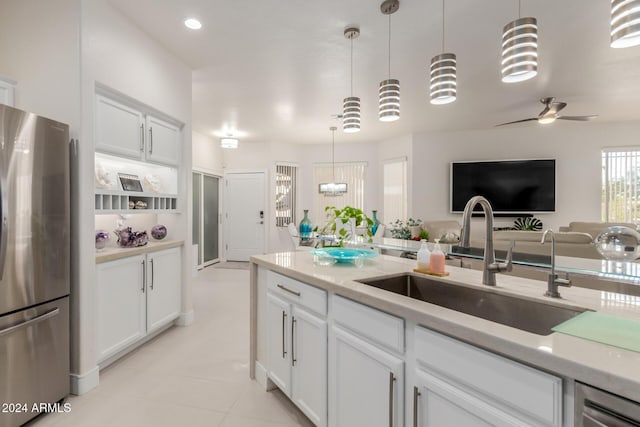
<box><xmin>192</xmin><ymin>172</ymin><xmax>221</xmax><ymax>268</ymax></box>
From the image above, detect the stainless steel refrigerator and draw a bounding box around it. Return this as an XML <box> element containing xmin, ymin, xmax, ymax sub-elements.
<box><xmin>0</xmin><ymin>105</ymin><xmax>70</xmax><ymax>427</ymax></box>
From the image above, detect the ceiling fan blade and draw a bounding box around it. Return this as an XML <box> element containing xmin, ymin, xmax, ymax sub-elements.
<box><xmin>494</xmin><ymin>118</ymin><xmax>538</xmax><ymax>127</ymax></box>
<box><xmin>549</xmin><ymin>102</ymin><xmax>567</xmax><ymax>114</ymax></box>
<box><xmin>557</xmin><ymin>115</ymin><xmax>598</xmax><ymax>121</ymax></box>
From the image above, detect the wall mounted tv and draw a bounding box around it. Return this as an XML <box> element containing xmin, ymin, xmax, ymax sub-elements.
<box><xmin>450</xmin><ymin>159</ymin><xmax>556</xmax><ymax>213</ymax></box>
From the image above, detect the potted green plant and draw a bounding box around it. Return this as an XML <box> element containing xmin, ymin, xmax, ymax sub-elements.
<box><xmin>407</xmin><ymin>218</ymin><xmax>423</xmax><ymax>239</ymax></box>
<box><xmin>318</xmin><ymin>205</ymin><xmax>373</xmax><ymax>246</ymax></box>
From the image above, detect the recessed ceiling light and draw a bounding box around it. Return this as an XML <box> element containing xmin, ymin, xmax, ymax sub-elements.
<box><xmin>184</xmin><ymin>18</ymin><xmax>202</xmax><ymax>30</ymax></box>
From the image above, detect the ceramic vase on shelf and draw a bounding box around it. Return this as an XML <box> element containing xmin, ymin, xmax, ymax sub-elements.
<box><xmin>371</xmin><ymin>210</ymin><xmax>380</xmax><ymax>236</ymax></box>
<box><xmin>299</xmin><ymin>209</ymin><xmax>313</xmax><ymax>242</ymax></box>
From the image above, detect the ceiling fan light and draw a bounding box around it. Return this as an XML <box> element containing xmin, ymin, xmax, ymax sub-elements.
<box><xmin>430</xmin><ymin>53</ymin><xmax>457</xmax><ymax>105</ymax></box>
<box><xmin>538</xmin><ymin>116</ymin><xmax>556</xmax><ymax>124</ymax></box>
<box><xmin>501</xmin><ymin>17</ymin><xmax>538</xmax><ymax>83</ymax></box>
<box><xmin>611</xmin><ymin>0</ymin><xmax>640</xmax><ymax>47</ymax></box>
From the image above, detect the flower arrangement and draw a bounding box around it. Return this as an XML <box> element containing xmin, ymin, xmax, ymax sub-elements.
<box><xmin>389</xmin><ymin>218</ymin><xmax>427</xmax><ymax>241</ymax></box>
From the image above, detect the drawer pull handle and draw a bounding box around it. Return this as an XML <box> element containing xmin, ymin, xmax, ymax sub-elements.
<box><xmin>413</xmin><ymin>386</ymin><xmax>421</xmax><ymax>427</ymax></box>
<box><xmin>277</xmin><ymin>284</ymin><xmax>301</xmax><ymax>297</ymax></box>
<box><xmin>389</xmin><ymin>372</ymin><xmax>396</xmax><ymax>427</ymax></box>
<box><xmin>282</xmin><ymin>311</ymin><xmax>287</xmax><ymax>358</ymax></box>
<box><xmin>0</xmin><ymin>308</ymin><xmax>59</xmax><ymax>338</ymax></box>
<box><xmin>291</xmin><ymin>316</ymin><xmax>297</xmax><ymax>367</ymax></box>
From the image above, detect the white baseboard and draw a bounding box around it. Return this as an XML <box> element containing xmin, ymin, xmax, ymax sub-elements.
<box><xmin>254</xmin><ymin>361</ymin><xmax>277</xmax><ymax>391</ymax></box>
<box><xmin>176</xmin><ymin>309</ymin><xmax>194</xmax><ymax>326</ymax></box>
<box><xmin>69</xmin><ymin>366</ymin><xmax>99</xmax><ymax>395</ymax></box>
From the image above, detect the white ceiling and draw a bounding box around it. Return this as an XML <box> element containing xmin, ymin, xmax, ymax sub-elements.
<box><xmin>109</xmin><ymin>0</ymin><xmax>640</xmax><ymax>144</ymax></box>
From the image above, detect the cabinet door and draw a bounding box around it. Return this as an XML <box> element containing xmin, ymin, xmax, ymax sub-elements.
<box><xmin>329</xmin><ymin>326</ymin><xmax>404</xmax><ymax>427</ymax></box>
<box><xmin>412</xmin><ymin>368</ymin><xmax>523</xmax><ymax>427</ymax></box>
<box><xmin>292</xmin><ymin>306</ymin><xmax>327</xmax><ymax>427</ymax></box>
<box><xmin>146</xmin><ymin>248</ymin><xmax>182</xmax><ymax>333</ymax></box>
<box><xmin>96</xmin><ymin>255</ymin><xmax>146</xmax><ymax>362</ymax></box>
<box><xmin>95</xmin><ymin>95</ymin><xmax>144</xmax><ymax>160</ymax></box>
<box><xmin>146</xmin><ymin>115</ymin><xmax>180</xmax><ymax>166</ymax></box>
<box><xmin>266</xmin><ymin>292</ymin><xmax>291</xmax><ymax>395</ymax></box>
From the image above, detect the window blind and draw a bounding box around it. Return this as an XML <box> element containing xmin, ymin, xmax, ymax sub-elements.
<box><xmin>602</xmin><ymin>148</ymin><xmax>640</xmax><ymax>223</ymax></box>
<box><xmin>275</xmin><ymin>164</ymin><xmax>297</xmax><ymax>227</ymax></box>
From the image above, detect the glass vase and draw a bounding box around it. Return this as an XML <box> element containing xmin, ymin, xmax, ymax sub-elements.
<box><xmin>299</xmin><ymin>209</ymin><xmax>313</xmax><ymax>241</ymax></box>
<box><xmin>371</xmin><ymin>210</ymin><xmax>381</xmax><ymax>236</ymax></box>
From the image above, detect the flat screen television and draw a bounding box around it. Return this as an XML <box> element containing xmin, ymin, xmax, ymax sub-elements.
<box><xmin>450</xmin><ymin>159</ymin><xmax>556</xmax><ymax>213</ymax></box>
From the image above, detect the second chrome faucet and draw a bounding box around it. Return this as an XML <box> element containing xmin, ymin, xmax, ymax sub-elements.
<box><xmin>541</xmin><ymin>229</ymin><xmax>571</xmax><ymax>298</ymax></box>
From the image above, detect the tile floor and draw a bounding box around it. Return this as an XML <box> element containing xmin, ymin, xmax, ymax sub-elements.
<box><xmin>29</xmin><ymin>266</ymin><xmax>314</xmax><ymax>427</ymax></box>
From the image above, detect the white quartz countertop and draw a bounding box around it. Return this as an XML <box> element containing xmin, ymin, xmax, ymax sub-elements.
<box><xmin>250</xmin><ymin>251</ymin><xmax>640</xmax><ymax>402</ymax></box>
<box><xmin>95</xmin><ymin>240</ymin><xmax>184</xmax><ymax>263</ymax></box>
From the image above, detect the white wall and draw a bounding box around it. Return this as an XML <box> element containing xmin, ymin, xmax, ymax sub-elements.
<box><xmin>193</xmin><ymin>131</ymin><xmax>224</xmax><ymax>174</ymax></box>
<box><xmin>0</xmin><ymin>0</ymin><xmax>81</xmax><ymax>130</ymax></box>
<box><xmin>411</xmin><ymin>122</ymin><xmax>640</xmax><ymax>238</ymax></box>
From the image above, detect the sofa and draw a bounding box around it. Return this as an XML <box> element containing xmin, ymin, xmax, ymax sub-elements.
<box><xmin>491</xmin><ymin>222</ymin><xmax>637</xmax><ymax>259</ymax></box>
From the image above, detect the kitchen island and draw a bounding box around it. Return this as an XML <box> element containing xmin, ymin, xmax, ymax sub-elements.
<box><xmin>249</xmin><ymin>251</ymin><xmax>640</xmax><ymax>426</ymax></box>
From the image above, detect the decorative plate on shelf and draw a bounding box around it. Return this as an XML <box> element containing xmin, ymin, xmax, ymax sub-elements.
<box><xmin>311</xmin><ymin>247</ymin><xmax>379</xmax><ymax>263</ymax></box>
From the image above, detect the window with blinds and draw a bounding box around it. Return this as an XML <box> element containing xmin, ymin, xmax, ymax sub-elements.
<box><xmin>602</xmin><ymin>148</ymin><xmax>640</xmax><ymax>223</ymax></box>
<box><xmin>276</xmin><ymin>164</ymin><xmax>297</xmax><ymax>227</ymax></box>
<box><xmin>313</xmin><ymin>162</ymin><xmax>366</xmax><ymax>222</ymax></box>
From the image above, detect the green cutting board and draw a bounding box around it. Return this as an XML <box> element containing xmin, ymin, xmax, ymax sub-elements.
<box><xmin>552</xmin><ymin>311</ymin><xmax>640</xmax><ymax>353</ymax></box>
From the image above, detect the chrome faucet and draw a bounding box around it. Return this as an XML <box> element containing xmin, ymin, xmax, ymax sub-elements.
<box><xmin>540</xmin><ymin>229</ymin><xmax>571</xmax><ymax>298</ymax></box>
<box><xmin>460</xmin><ymin>196</ymin><xmax>513</xmax><ymax>286</ymax></box>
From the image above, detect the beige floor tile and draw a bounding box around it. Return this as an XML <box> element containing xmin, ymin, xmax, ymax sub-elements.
<box><xmin>29</xmin><ymin>266</ymin><xmax>312</xmax><ymax>427</ymax></box>
<box><xmin>229</xmin><ymin>382</ymin><xmax>314</xmax><ymax>426</ymax></box>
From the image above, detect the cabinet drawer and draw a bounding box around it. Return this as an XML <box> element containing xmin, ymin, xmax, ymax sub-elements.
<box><xmin>415</xmin><ymin>326</ymin><xmax>562</xmax><ymax>427</ymax></box>
<box><xmin>332</xmin><ymin>295</ymin><xmax>404</xmax><ymax>354</ymax></box>
<box><xmin>267</xmin><ymin>271</ymin><xmax>327</xmax><ymax>316</ymax></box>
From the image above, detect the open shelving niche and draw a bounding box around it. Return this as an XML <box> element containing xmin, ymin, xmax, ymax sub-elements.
<box><xmin>94</xmin><ymin>152</ymin><xmax>179</xmax><ymax>214</ymax></box>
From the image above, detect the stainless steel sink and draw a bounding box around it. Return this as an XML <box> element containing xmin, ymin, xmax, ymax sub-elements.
<box><xmin>355</xmin><ymin>273</ymin><xmax>588</xmax><ymax>335</ymax></box>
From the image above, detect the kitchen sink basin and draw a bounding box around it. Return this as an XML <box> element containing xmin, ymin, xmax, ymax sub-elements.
<box><xmin>355</xmin><ymin>273</ymin><xmax>588</xmax><ymax>335</ymax></box>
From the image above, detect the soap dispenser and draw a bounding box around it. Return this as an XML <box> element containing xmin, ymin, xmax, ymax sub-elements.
<box><xmin>417</xmin><ymin>239</ymin><xmax>431</xmax><ymax>271</ymax></box>
<box><xmin>429</xmin><ymin>239</ymin><xmax>446</xmax><ymax>274</ymax></box>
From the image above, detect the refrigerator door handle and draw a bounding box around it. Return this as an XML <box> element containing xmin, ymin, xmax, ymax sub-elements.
<box><xmin>0</xmin><ymin>308</ymin><xmax>60</xmax><ymax>338</ymax></box>
<box><xmin>0</xmin><ymin>179</ymin><xmax>6</xmax><ymax>281</ymax></box>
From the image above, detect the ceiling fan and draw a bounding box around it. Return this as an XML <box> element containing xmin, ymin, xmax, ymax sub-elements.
<box><xmin>495</xmin><ymin>97</ymin><xmax>598</xmax><ymax>127</ymax></box>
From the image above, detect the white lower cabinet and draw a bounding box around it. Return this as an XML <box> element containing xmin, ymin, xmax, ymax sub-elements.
<box><xmin>259</xmin><ymin>270</ymin><xmax>567</xmax><ymax>427</ymax></box>
<box><xmin>329</xmin><ymin>325</ymin><xmax>404</xmax><ymax>427</ymax></box>
<box><xmin>96</xmin><ymin>247</ymin><xmax>182</xmax><ymax>362</ymax></box>
<box><xmin>411</xmin><ymin>368</ymin><xmax>524</xmax><ymax>427</ymax></box>
<box><xmin>146</xmin><ymin>248</ymin><xmax>182</xmax><ymax>333</ymax></box>
<box><xmin>96</xmin><ymin>254</ymin><xmax>146</xmax><ymax>362</ymax></box>
<box><xmin>266</xmin><ymin>272</ymin><xmax>327</xmax><ymax>427</ymax></box>
<box><xmin>410</xmin><ymin>326</ymin><xmax>563</xmax><ymax>427</ymax></box>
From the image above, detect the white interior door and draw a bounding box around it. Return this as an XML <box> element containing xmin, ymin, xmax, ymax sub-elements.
<box><xmin>225</xmin><ymin>172</ymin><xmax>266</xmax><ymax>261</ymax></box>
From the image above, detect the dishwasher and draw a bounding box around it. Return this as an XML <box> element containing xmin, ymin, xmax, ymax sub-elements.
<box><xmin>575</xmin><ymin>382</ymin><xmax>640</xmax><ymax>426</ymax></box>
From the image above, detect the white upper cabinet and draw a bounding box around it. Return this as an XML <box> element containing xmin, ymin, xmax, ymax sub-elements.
<box><xmin>146</xmin><ymin>115</ymin><xmax>180</xmax><ymax>166</ymax></box>
<box><xmin>95</xmin><ymin>94</ymin><xmax>180</xmax><ymax>167</ymax></box>
<box><xmin>95</xmin><ymin>95</ymin><xmax>145</xmax><ymax>160</ymax></box>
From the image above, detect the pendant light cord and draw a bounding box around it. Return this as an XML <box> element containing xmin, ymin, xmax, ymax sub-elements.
<box><xmin>442</xmin><ymin>0</ymin><xmax>445</xmax><ymax>52</ymax></box>
<box><xmin>518</xmin><ymin>0</ymin><xmax>521</xmax><ymax>18</ymax></box>
<box><xmin>331</xmin><ymin>128</ymin><xmax>336</xmax><ymax>184</ymax></box>
<box><xmin>388</xmin><ymin>14</ymin><xmax>392</xmax><ymax>78</ymax></box>
<box><xmin>350</xmin><ymin>37</ymin><xmax>354</xmax><ymax>96</ymax></box>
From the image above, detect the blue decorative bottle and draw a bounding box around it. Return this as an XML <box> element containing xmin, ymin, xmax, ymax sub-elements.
<box><xmin>371</xmin><ymin>210</ymin><xmax>381</xmax><ymax>236</ymax></box>
<box><xmin>299</xmin><ymin>209</ymin><xmax>313</xmax><ymax>241</ymax></box>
